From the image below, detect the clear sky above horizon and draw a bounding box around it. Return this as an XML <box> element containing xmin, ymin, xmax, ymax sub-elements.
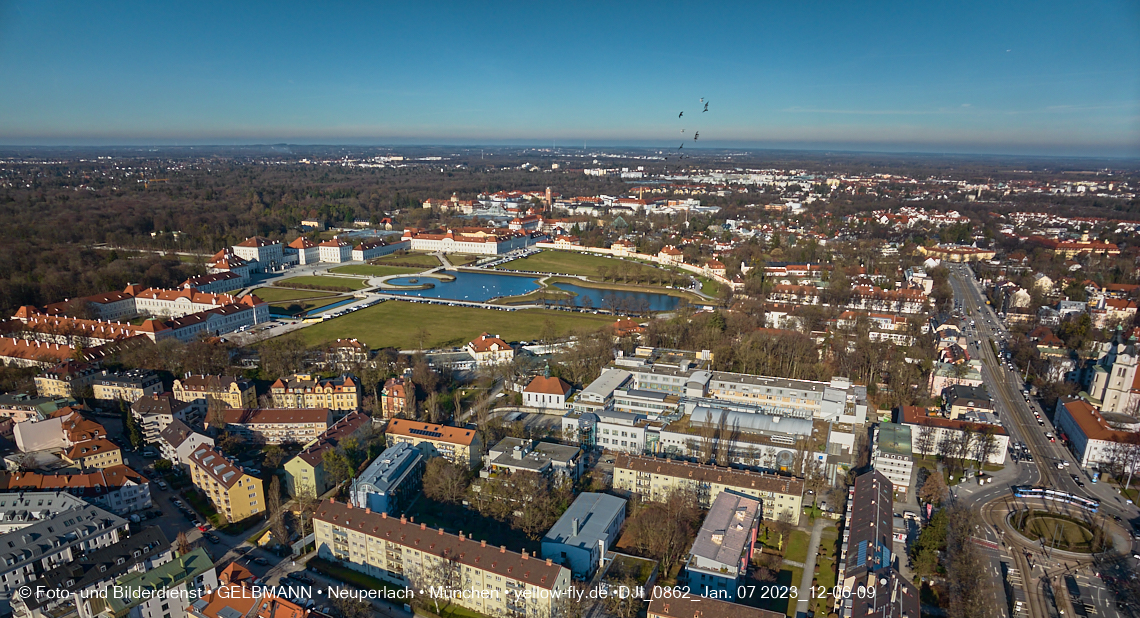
<box><xmin>1</xmin><ymin>1</ymin><xmax>1138</xmax><ymax>157</ymax></box>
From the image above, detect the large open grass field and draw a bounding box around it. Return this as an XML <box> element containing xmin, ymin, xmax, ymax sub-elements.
<box><xmin>329</xmin><ymin>264</ymin><xmax>424</xmax><ymax>277</ymax></box>
<box><xmin>268</xmin><ymin>295</ymin><xmax>352</xmax><ymax>315</ymax></box>
<box><xmin>298</xmin><ymin>300</ymin><xmax>615</xmax><ymax>349</ymax></box>
<box><xmin>370</xmin><ymin>252</ymin><xmax>441</xmax><ymax>268</ymax></box>
<box><xmin>498</xmin><ymin>250</ymin><xmax>668</xmax><ymax>279</ymax></box>
<box><xmin>251</xmin><ymin>287</ymin><xmax>334</xmax><ymax>302</ymax></box>
<box><xmin>275</xmin><ymin>275</ymin><xmax>370</xmax><ymax>290</ymax></box>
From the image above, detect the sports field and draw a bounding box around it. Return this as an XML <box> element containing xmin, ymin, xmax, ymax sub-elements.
<box><xmin>298</xmin><ymin>300</ymin><xmax>614</xmax><ymax>349</ymax></box>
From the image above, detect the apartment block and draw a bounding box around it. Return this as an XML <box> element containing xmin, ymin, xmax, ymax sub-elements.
<box><xmin>384</xmin><ymin>419</ymin><xmax>483</xmax><ymax>470</ymax></box>
<box><xmin>188</xmin><ymin>446</ymin><xmax>265</xmax><ymax>523</ymax></box>
<box><xmin>221</xmin><ymin>407</ymin><xmax>331</xmax><ymax>445</ymax></box>
<box><xmin>0</xmin><ymin>465</ymin><xmax>151</xmax><ymax>515</ymax></box>
<box><xmin>314</xmin><ymin>500</ymin><xmax>571</xmax><ymax>618</ymax></box>
<box><xmin>93</xmin><ymin>370</ymin><xmax>164</xmax><ymax>404</ymax></box>
<box><xmin>269</xmin><ymin>374</ymin><xmax>360</xmax><ymax>413</ymax></box>
<box><xmin>172</xmin><ymin>375</ymin><xmax>256</xmax><ymax>409</ymax></box>
<box><xmin>683</xmin><ymin>491</ymin><xmax>761</xmax><ymax>600</ymax></box>
<box><xmin>351</xmin><ymin>442</ymin><xmax>425</xmax><ymax>515</ymax></box>
<box><xmin>131</xmin><ymin>394</ymin><xmax>196</xmax><ymax>444</ymax></box>
<box><xmin>871</xmin><ymin>423</ymin><xmax>913</xmax><ymax>496</ymax></box>
<box><xmin>34</xmin><ymin>360</ymin><xmax>101</xmax><ymax>399</ymax></box>
<box><xmin>284</xmin><ymin>411</ymin><xmax>371</xmax><ymax>497</ymax></box>
<box><xmin>613</xmin><ymin>453</ymin><xmax>804</xmax><ymax>522</ymax></box>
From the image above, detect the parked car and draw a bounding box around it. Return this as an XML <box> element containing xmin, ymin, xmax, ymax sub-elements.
<box><xmin>156</xmin><ymin>480</ymin><xmax>169</xmax><ymax>491</ymax></box>
<box><xmin>254</xmin><ymin>557</ymin><xmax>270</xmax><ymax>566</ymax></box>
<box><xmin>206</xmin><ymin>534</ymin><xmax>221</xmax><ymax>544</ymax></box>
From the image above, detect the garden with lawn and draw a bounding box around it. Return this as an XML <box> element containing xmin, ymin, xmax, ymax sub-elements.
<box><xmin>298</xmin><ymin>300</ymin><xmax>614</xmax><ymax>349</ymax></box>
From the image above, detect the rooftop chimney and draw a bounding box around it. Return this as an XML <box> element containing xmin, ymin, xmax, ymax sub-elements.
<box><xmin>571</xmin><ymin>518</ymin><xmax>579</xmax><ymax>537</ymax></box>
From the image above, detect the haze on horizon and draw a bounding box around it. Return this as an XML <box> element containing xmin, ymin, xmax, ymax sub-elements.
<box><xmin>1</xmin><ymin>1</ymin><xmax>1138</xmax><ymax>158</ymax></box>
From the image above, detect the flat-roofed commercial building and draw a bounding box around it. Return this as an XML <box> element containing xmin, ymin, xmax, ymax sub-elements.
<box><xmin>384</xmin><ymin>418</ymin><xmax>483</xmax><ymax>470</ymax></box>
<box><xmin>1054</xmin><ymin>397</ymin><xmax>1140</xmax><ymax>470</ymax></box>
<box><xmin>221</xmin><ymin>407</ymin><xmax>331</xmax><ymax>445</ymax></box>
<box><xmin>683</xmin><ymin>491</ymin><xmax>761</xmax><ymax>600</ymax></box>
<box><xmin>314</xmin><ymin>500</ymin><xmax>571</xmax><ymax>618</ymax></box>
<box><xmin>541</xmin><ymin>492</ymin><xmax>626</xmax><ymax>578</ymax></box>
<box><xmin>483</xmin><ymin>437</ymin><xmax>582</xmax><ymax>482</ymax></box>
<box><xmin>613</xmin><ymin>453</ymin><xmax>803</xmax><ymax>522</ymax></box>
<box><xmin>871</xmin><ymin>422</ymin><xmax>913</xmax><ymax>495</ymax></box>
<box><xmin>350</xmin><ymin>442</ymin><xmax>424</xmax><ymax>515</ymax></box>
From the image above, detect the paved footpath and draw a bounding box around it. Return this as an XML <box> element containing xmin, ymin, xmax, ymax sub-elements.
<box><xmin>794</xmin><ymin>517</ymin><xmax>828</xmax><ymax>618</ymax></box>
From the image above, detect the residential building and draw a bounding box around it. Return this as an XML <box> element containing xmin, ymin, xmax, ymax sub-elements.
<box><xmin>157</xmin><ymin>418</ymin><xmax>214</xmax><ymax>470</ymax></box>
<box><xmin>188</xmin><ymin>445</ymin><xmax>265</xmax><ymax>522</ymax></box>
<box><xmin>482</xmin><ymin>437</ymin><xmax>583</xmax><ymax>482</ymax></box>
<box><xmin>93</xmin><ymin>370</ymin><xmax>163</xmax><ymax>404</ymax></box>
<box><xmin>131</xmin><ymin>394</ymin><xmax>196</xmax><ymax>444</ymax></box>
<box><xmin>63</xmin><ymin>438</ymin><xmax>123</xmax><ymax>469</ymax></box>
<box><xmin>613</xmin><ymin>453</ymin><xmax>804</xmax><ymax>522</ymax></box>
<box><xmin>1054</xmin><ymin>397</ymin><xmax>1140</xmax><ymax>470</ymax></box>
<box><xmin>221</xmin><ymin>407</ymin><xmax>332</xmax><ymax>445</ymax></box>
<box><xmin>189</xmin><ymin>563</ymin><xmax>302</xmax><ymax>618</ymax></box>
<box><xmin>0</xmin><ymin>465</ymin><xmax>151</xmax><ymax>515</ymax></box>
<box><xmin>101</xmin><ymin>548</ymin><xmax>218</xmax><ymax>618</ymax></box>
<box><xmin>13</xmin><ymin>406</ymin><xmax>99</xmax><ymax>452</ymax></box>
<box><xmin>898</xmin><ymin>406</ymin><xmax>1008</xmax><ymax>465</ymax></box>
<box><xmin>836</xmin><ymin>470</ymin><xmax>919</xmax><ymax>618</ymax></box>
<box><xmin>941</xmin><ymin>384</ymin><xmax>994</xmax><ymax>420</ymax></box>
<box><xmin>325</xmin><ymin>338</ymin><xmax>369</xmax><ymax>370</ymax></box>
<box><xmin>384</xmin><ymin>418</ymin><xmax>482</xmax><ymax>469</ymax></box>
<box><xmin>350</xmin><ymin>442</ymin><xmax>425</xmax><ymax>515</ymax></box>
<box><xmin>11</xmin><ymin>528</ymin><xmax>170</xmax><ymax>618</ymax></box>
<box><xmin>928</xmin><ymin>361</ymin><xmax>983</xmax><ymax>396</ymax></box>
<box><xmin>0</xmin><ymin>493</ymin><xmax>128</xmax><ymax>614</ymax></box>
<box><xmin>269</xmin><ymin>374</ymin><xmax>360</xmax><ymax>413</ymax></box>
<box><xmin>0</xmin><ymin>393</ymin><xmax>75</xmax><ymax>424</ymax></box>
<box><xmin>682</xmin><ymin>491</ymin><xmax>761</xmax><ymax>600</ymax></box>
<box><xmin>172</xmin><ymin>375</ymin><xmax>256</xmax><ymax>409</ymax></box>
<box><xmin>232</xmin><ymin>236</ymin><xmax>284</xmax><ymax>271</ymax></box>
<box><xmin>314</xmin><ymin>500</ymin><xmax>571</xmax><ymax>618</ymax></box>
<box><xmin>871</xmin><ymin>423</ymin><xmax>913</xmax><ymax>495</ymax></box>
<box><xmin>283</xmin><ymin>411</ymin><xmax>371</xmax><ymax>497</ymax></box>
<box><xmin>465</xmin><ymin>333</ymin><xmax>514</xmax><ymax>366</ymax></box>
<box><xmin>318</xmin><ymin>237</ymin><xmax>353</xmax><ymax>263</ymax></box>
<box><xmin>379</xmin><ymin>377</ymin><xmax>410</xmax><ymax>419</ymax></box>
<box><xmin>562</xmin><ymin>408</ymin><xmax>664</xmax><ymax>454</ymax></box>
<box><xmin>33</xmin><ymin>360</ymin><xmax>101</xmax><ymax>399</ymax></box>
<box><xmin>523</xmin><ymin>375</ymin><xmax>573</xmax><ymax>410</ymax></box>
<box><xmin>648</xmin><ymin>597</ymin><xmax>782</xmax><ymax>618</ymax></box>
<box><xmin>540</xmin><ymin>492</ymin><xmax>626</xmax><ymax>578</ymax></box>
<box><xmin>179</xmin><ymin>272</ymin><xmax>243</xmax><ymax>294</ymax></box>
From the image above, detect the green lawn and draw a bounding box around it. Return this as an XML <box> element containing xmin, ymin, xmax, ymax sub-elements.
<box><xmin>253</xmin><ymin>287</ymin><xmax>343</xmax><ymax>302</ymax></box>
<box><xmin>297</xmin><ymin>299</ymin><xmax>615</xmax><ymax>349</ymax></box>
<box><xmin>371</xmin><ymin>252</ymin><xmax>442</xmax><ymax>268</ymax></box>
<box><xmin>275</xmin><ymin>275</ymin><xmax>370</xmax><ymax>290</ymax></box>
<box><xmin>269</xmin><ymin>295</ymin><xmax>352</xmax><ymax>315</ymax></box>
<box><xmin>812</xmin><ymin>556</ymin><xmax>837</xmax><ymax>615</ymax></box>
<box><xmin>329</xmin><ymin>264</ymin><xmax>425</xmax><ymax>277</ymax></box>
<box><xmin>699</xmin><ymin>276</ymin><xmax>723</xmax><ymax>297</ymax></box>
<box><xmin>448</xmin><ymin>254</ymin><xmax>483</xmax><ymax>266</ymax></box>
<box><xmin>786</xmin><ymin>530</ymin><xmax>810</xmax><ymax>563</ymax></box>
<box><xmin>499</xmin><ymin>250</ymin><xmax>669</xmax><ymax>279</ymax></box>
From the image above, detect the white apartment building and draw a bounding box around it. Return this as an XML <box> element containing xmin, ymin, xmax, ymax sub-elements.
<box><xmin>871</xmin><ymin>423</ymin><xmax>914</xmax><ymax>495</ymax></box>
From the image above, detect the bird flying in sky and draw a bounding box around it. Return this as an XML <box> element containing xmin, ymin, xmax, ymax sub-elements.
<box><xmin>702</xmin><ymin>101</ymin><xmax>708</xmax><ymax>112</ymax></box>
<box><xmin>678</xmin><ymin>111</ymin><xmax>683</xmax><ymax>118</ymax></box>
<box><xmin>694</xmin><ymin>132</ymin><xmax>699</xmax><ymax>140</ymax></box>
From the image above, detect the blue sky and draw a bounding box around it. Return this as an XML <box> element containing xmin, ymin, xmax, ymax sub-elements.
<box><xmin>1</xmin><ymin>1</ymin><xmax>1138</xmax><ymax>156</ymax></box>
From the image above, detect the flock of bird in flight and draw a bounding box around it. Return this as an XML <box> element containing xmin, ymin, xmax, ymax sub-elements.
<box><xmin>669</xmin><ymin>98</ymin><xmax>708</xmax><ymax>160</ymax></box>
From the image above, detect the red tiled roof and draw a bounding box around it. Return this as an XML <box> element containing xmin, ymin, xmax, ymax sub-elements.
<box><xmin>386</xmin><ymin>418</ymin><xmax>477</xmax><ymax>446</ymax></box>
<box><xmin>524</xmin><ymin>376</ymin><xmax>572</xmax><ymax>396</ymax></box>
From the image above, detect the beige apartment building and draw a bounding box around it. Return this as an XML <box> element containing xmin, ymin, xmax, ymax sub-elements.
<box><xmin>384</xmin><ymin>418</ymin><xmax>483</xmax><ymax>470</ymax></box>
<box><xmin>173</xmin><ymin>375</ymin><xmax>257</xmax><ymax>409</ymax></box>
<box><xmin>314</xmin><ymin>500</ymin><xmax>570</xmax><ymax>618</ymax></box>
<box><xmin>188</xmin><ymin>445</ymin><xmax>265</xmax><ymax>522</ymax></box>
<box><xmin>221</xmin><ymin>408</ymin><xmax>331</xmax><ymax>444</ymax></box>
<box><xmin>34</xmin><ymin>360</ymin><xmax>102</xmax><ymax>399</ymax></box>
<box><xmin>270</xmin><ymin>374</ymin><xmax>360</xmax><ymax>412</ymax></box>
<box><xmin>613</xmin><ymin>453</ymin><xmax>804</xmax><ymax>522</ymax></box>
